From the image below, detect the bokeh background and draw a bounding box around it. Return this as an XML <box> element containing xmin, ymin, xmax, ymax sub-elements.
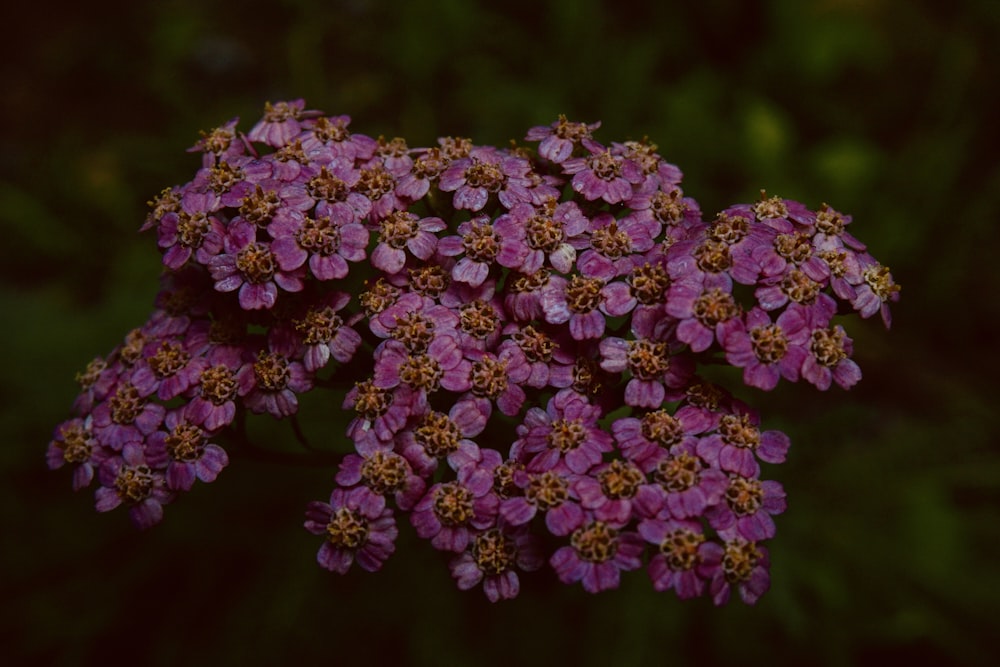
<box><xmin>2</xmin><ymin>0</ymin><xmax>998</xmax><ymax>665</ymax></box>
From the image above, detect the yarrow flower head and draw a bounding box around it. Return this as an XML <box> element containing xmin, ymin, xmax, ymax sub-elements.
<box><xmin>48</xmin><ymin>101</ymin><xmax>900</xmax><ymax>606</ymax></box>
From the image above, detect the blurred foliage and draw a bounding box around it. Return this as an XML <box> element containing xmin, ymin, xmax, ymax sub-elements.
<box><xmin>2</xmin><ymin>0</ymin><xmax>999</xmax><ymax>665</ymax></box>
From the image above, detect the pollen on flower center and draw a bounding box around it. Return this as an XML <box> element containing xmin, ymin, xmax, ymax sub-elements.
<box><xmin>718</xmin><ymin>414</ymin><xmax>761</xmax><ymax>449</ymax></box>
<box><xmin>115</xmin><ymin>465</ymin><xmax>154</xmax><ymax>504</ymax></box>
<box><xmin>357</xmin><ymin>165</ymin><xmax>395</xmax><ymax>201</ymax></box>
<box><xmin>513</xmin><ymin>325</ymin><xmax>555</xmax><ymax>363</ymax></box>
<box><xmin>709</xmin><ymin>213</ymin><xmax>750</xmax><ymax>245</ymax></box>
<box><xmin>109</xmin><ymin>384</ymin><xmax>145</xmax><ymax>425</ymax></box>
<box><xmin>471</xmin><ymin>357</ymin><xmax>509</xmax><ymax>399</ymax></box>
<box><xmin>749</xmin><ymin>324</ymin><xmax>788</xmax><ymax>364</ymax></box>
<box><xmin>409</xmin><ymin>265</ymin><xmax>449</xmax><ymax>298</ymax></box>
<box><xmin>433</xmin><ymin>481</ymin><xmax>474</xmax><ymax>526</ymax></box>
<box><xmin>565</xmin><ymin>275</ymin><xmax>603</xmax><ymax>314</ymax></box>
<box><xmin>326</xmin><ymin>507</ymin><xmax>369</xmax><ymax>549</ymax></box>
<box><xmin>353</xmin><ymin>379</ymin><xmax>393</xmax><ymax>419</ymax></box>
<box><xmin>628</xmin><ymin>262</ymin><xmax>670</xmax><ymax>305</ymax></box>
<box><xmin>722</xmin><ymin>538</ymin><xmax>762</xmax><ymax>583</ymax></box>
<box><xmin>525</xmin><ymin>471</ymin><xmax>569</xmax><ymax>510</ymax></box>
<box><xmin>774</xmin><ymin>232</ymin><xmax>813</xmax><ymax>264</ymax></box>
<box><xmin>725</xmin><ymin>476</ymin><xmax>764</xmax><ymax>516</ymax></box>
<box><xmin>253</xmin><ymin>351</ymin><xmax>290</xmax><ymax>391</ymax></box>
<box><xmin>391</xmin><ymin>312</ymin><xmax>436</xmax><ymax>352</ymax></box>
<box><xmin>462</xmin><ymin>220</ymin><xmax>500</xmax><ymax>262</ymax></box>
<box><xmin>525</xmin><ymin>214</ymin><xmax>565</xmax><ymax>253</ymax></box>
<box><xmin>649</xmin><ymin>189</ymin><xmax>687</xmax><ymax>225</ymax></box>
<box><xmin>694</xmin><ymin>240</ymin><xmax>732</xmax><ymax>274</ymax></box>
<box><xmin>57</xmin><ymin>422</ymin><xmax>94</xmax><ymax>464</ymax></box>
<box><xmin>236</xmin><ymin>243</ymin><xmax>276</xmax><ymax>284</ymax></box>
<box><xmin>165</xmin><ymin>421</ymin><xmax>205</xmax><ymax>462</ymax></box>
<box><xmin>661</xmin><ymin>528</ymin><xmax>705</xmax><ymax>571</ymax></box>
<box><xmin>598</xmin><ymin>459</ymin><xmax>644</xmax><ymax>499</ymax></box>
<box><xmin>587</xmin><ymin>151</ymin><xmax>622</xmax><ymax>181</ymax></box>
<box><xmin>571</xmin><ymin>521</ymin><xmax>619</xmax><ymax>563</ymax></box>
<box><xmin>472</xmin><ymin>529</ymin><xmax>518</xmax><ymax>576</ymax></box>
<box><xmin>296</xmin><ymin>306</ymin><xmax>343</xmax><ymax>345</ymax></box>
<box><xmin>752</xmin><ymin>193</ymin><xmax>788</xmax><ymax>220</ymax></box>
<box><xmin>641</xmin><ymin>410</ymin><xmax>683</xmax><ymax>447</ymax></box>
<box><xmin>148</xmin><ymin>341</ymin><xmax>190</xmax><ymax>379</ymax></box>
<box><xmin>547</xmin><ymin>418</ymin><xmax>586</xmax><ymax>452</ymax></box>
<box><xmin>360</xmin><ymin>278</ymin><xmax>400</xmax><ymax>316</ymax></box>
<box><xmin>415</xmin><ymin>411</ymin><xmax>462</xmax><ymax>458</ymax></box>
<box><xmin>398</xmin><ymin>354</ymin><xmax>443</xmax><ymax>391</ymax></box>
<box><xmin>590</xmin><ymin>221</ymin><xmax>632</xmax><ymax>259</ymax></box>
<box><xmin>863</xmin><ymin>264</ymin><xmax>901</xmax><ymax>301</ymax></box>
<box><xmin>360</xmin><ymin>450</ymin><xmax>408</xmax><ymax>495</ymax></box>
<box><xmin>199</xmin><ymin>365</ymin><xmax>238</xmax><ymax>405</ymax></box>
<box><xmin>810</xmin><ymin>327</ymin><xmax>849</xmax><ymax>367</ymax></box>
<box><xmin>627</xmin><ymin>339</ymin><xmax>671</xmax><ymax>380</ymax></box>
<box><xmin>654</xmin><ymin>452</ymin><xmax>702</xmax><ymax>492</ymax></box>
<box><xmin>176</xmin><ymin>212</ymin><xmax>210</xmax><ymax>248</ymax></box>
<box><xmin>240</xmin><ymin>185</ymin><xmax>280</xmax><ymax>226</ymax></box>
<box><xmin>782</xmin><ymin>268</ymin><xmax>821</xmax><ymax>304</ymax></box>
<box><xmin>463</xmin><ymin>160</ymin><xmax>504</xmax><ymax>191</ymax></box>
<box><xmin>460</xmin><ymin>300</ymin><xmax>500</xmax><ymax>339</ymax></box>
<box><xmin>693</xmin><ymin>288</ymin><xmax>740</xmax><ymax>326</ymax></box>
<box><xmin>306</xmin><ymin>167</ymin><xmax>349</xmax><ymax>202</ymax></box>
<box><xmin>297</xmin><ymin>216</ymin><xmax>342</xmax><ymax>256</ymax></box>
<box><xmin>379</xmin><ymin>211</ymin><xmax>419</xmax><ymax>249</ymax></box>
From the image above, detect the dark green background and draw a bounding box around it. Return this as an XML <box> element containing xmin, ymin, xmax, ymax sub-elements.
<box><xmin>2</xmin><ymin>0</ymin><xmax>998</xmax><ymax>665</ymax></box>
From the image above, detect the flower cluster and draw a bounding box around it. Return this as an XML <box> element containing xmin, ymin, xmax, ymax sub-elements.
<box><xmin>48</xmin><ymin>102</ymin><xmax>900</xmax><ymax>604</ymax></box>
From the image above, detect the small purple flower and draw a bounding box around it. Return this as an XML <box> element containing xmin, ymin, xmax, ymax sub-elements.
<box><xmin>719</xmin><ymin>306</ymin><xmax>809</xmax><ymax>391</ymax></box>
<box><xmin>237</xmin><ymin>336</ymin><xmax>313</xmax><ymax>417</ymax></box>
<box><xmin>372</xmin><ymin>335</ymin><xmax>471</xmax><ymax>397</ymax></box>
<box><xmin>94</xmin><ymin>441</ymin><xmax>174</xmax><ymax>530</ymax></box>
<box><xmin>703</xmin><ymin>538</ymin><xmax>771</xmax><ymax>605</ymax></box>
<box><xmin>411</xmin><ymin>476</ymin><xmax>498</xmax><ymax>553</ymax></box>
<box><xmin>90</xmin><ymin>381</ymin><xmax>165</xmax><ymax>452</ymax></box>
<box><xmin>156</xmin><ymin>190</ymin><xmax>225</xmax><ymax>270</ymax></box>
<box><xmin>371</xmin><ymin>211</ymin><xmax>446</xmax><ymax>275</ymax></box>
<box><xmin>292</xmin><ymin>292</ymin><xmax>363</xmax><ymax>372</ymax></box>
<box><xmin>131</xmin><ymin>338</ymin><xmax>208</xmax><ymax>401</ymax></box>
<box><xmin>577</xmin><ymin>212</ymin><xmax>655</xmax><ymax>280</ymax></box>
<box><xmin>540</xmin><ymin>274</ymin><xmax>635</xmax><ymax>340</ymax></box>
<box><xmin>599</xmin><ymin>336</ymin><xmax>694</xmax><ymax>409</ymax></box>
<box><xmin>706</xmin><ymin>475</ymin><xmax>786</xmax><ymax>541</ymax></box>
<box><xmin>801</xmin><ymin>324</ymin><xmax>862</xmax><ymax>390</ymax></box>
<box><xmin>562</xmin><ymin>139</ymin><xmax>644</xmax><ymax>204</ymax></box>
<box><xmin>638</xmin><ymin>517</ymin><xmax>716</xmax><ymax>598</ymax></box>
<box><xmin>549</xmin><ymin>519</ymin><xmax>644</xmax><ymax>593</ymax></box>
<box><xmin>611</xmin><ymin>406</ymin><xmax>715</xmax><ymax>469</ymax></box>
<box><xmin>247</xmin><ymin>99</ymin><xmax>319</xmax><ymax>148</ymax></box>
<box><xmin>494</xmin><ymin>200</ymin><xmax>589</xmax><ymax>274</ymax></box>
<box><xmin>665</xmin><ymin>281</ymin><xmax>742</xmax><ymax>353</ymax></box>
<box><xmin>47</xmin><ymin>417</ymin><xmax>106</xmax><ymax>490</ymax></box>
<box><xmin>525</xmin><ymin>115</ymin><xmax>600</xmax><ymax>163</ymax></box>
<box><xmin>511</xmin><ymin>390</ymin><xmax>613</xmax><ymax>474</ymax></box>
<box><xmin>644</xmin><ymin>443</ymin><xmax>729</xmax><ymax>519</ymax></box>
<box><xmin>336</xmin><ymin>449</ymin><xmax>426</xmax><ymax>511</ymax></box>
<box><xmin>499</xmin><ymin>469</ymin><xmax>585</xmax><ymax>536</ymax></box>
<box><xmin>436</xmin><ymin>216</ymin><xmax>501</xmax><ymax>287</ymax></box>
<box><xmin>438</xmin><ymin>150</ymin><xmax>533</xmax><ymax>211</ymax></box>
<box><xmin>269</xmin><ymin>208</ymin><xmax>370</xmax><ymax>281</ymax></box>
<box><xmin>304</xmin><ymin>486</ymin><xmax>398</xmax><ymax>573</ymax></box>
<box><xmin>209</xmin><ymin>221</ymin><xmax>304</xmax><ymax>310</ymax></box>
<box><xmin>696</xmin><ymin>412</ymin><xmax>790</xmax><ymax>478</ymax></box>
<box><xmin>145</xmin><ymin>411</ymin><xmax>229</xmax><ymax>491</ymax></box>
<box><xmin>399</xmin><ymin>398</ymin><xmax>487</xmax><ymax>477</ymax></box>
<box><xmin>851</xmin><ymin>258</ymin><xmax>901</xmax><ymax>328</ymax></box>
<box><xmin>572</xmin><ymin>458</ymin><xmax>647</xmax><ymax>525</ymax></box>
<box><xmin>448</xmin><ymin>525</ymin><xmax>544</xmax><ymax>602</ymax></box>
